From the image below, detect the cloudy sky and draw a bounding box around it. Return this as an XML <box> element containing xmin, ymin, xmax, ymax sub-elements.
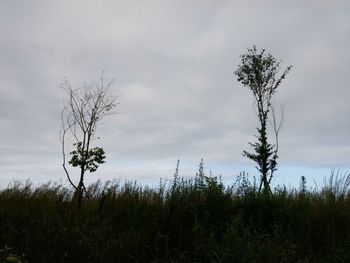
<box><xmin>0</xmin><ymin>0</ymin><xmax>349</xmax><ymax>188</ymax></box>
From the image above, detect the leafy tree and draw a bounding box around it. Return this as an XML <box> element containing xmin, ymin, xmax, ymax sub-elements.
<box><xmin>234</xmin><ymin>46</ymin><xmax>292</xmax><ymax>194</ymax></box>
<box><xmin>60</xmin><ymin>72</ymin><xmax>117</xmax><ymax>207</ymax></box>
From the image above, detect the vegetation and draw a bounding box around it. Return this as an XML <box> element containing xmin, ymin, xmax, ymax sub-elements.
<box><xmin>234</xmin><ymin>46</ymin><xmax>292</xmax><ymax>194</ymax></box>
<box><xmin>1</xmin><ymin>49</ymin><xmax>345</xmax><ymax>262</ymax></box>
<box><xmin>59</xmin><ymin>72</ymin><xmax>117</xmax><ymax>207</ymax></box>
<box><xmin>1</xmin><ymin>170</ymin><xmax>350</xmax><ymax>262</ymax></box>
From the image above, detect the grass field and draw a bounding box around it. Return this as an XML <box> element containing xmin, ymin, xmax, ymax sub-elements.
<box><xmin>1</xmin><ymin>171</ymin><xmax>350</xmax><ymax>263</ymax></box>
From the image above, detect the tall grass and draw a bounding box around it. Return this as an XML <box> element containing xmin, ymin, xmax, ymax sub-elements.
<box><xmin>1</xmin><ymin>171</ymin><xmax>350</xmax><ymax>262</ymax></box>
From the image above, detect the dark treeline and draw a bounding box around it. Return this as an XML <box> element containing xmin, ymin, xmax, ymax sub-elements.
<box><xmin>1</xmin><ymin>171</ymin><xmax>350</xmax><ymax>263</ymax></box>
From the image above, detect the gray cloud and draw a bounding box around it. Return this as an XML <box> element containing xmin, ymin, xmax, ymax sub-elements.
<box><xmin>0</xmin><ymin>0</ymin><xmax>349</xmax><ymax>186</ymax></box>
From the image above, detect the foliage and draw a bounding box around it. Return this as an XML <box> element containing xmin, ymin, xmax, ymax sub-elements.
<box><xmin>0</xmin><ymin>246</ymin><xmax>26</xmax><ymax>263</ymax></box>
<box><xmin>234</xmin><ymin>46</ymin><xmax>292</xmax><ymax>194</ymax></box>
<box><xmin>1</xmin><ymin>172</ymin><xmax>350</xmax><ymax>262</ymax></box>
<box><xmin>69</xmin><ymin>142</ymin><xmax>106</xmax><ymax>173</ymax></box>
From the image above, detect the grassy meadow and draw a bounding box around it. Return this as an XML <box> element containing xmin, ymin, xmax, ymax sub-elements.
<box><xmin>1</xmin><ymin>171</ymin><xmax>350</xmax><ymax>263</ymax></box>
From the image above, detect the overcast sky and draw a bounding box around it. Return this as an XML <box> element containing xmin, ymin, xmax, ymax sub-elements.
<box><xmin>0</xmin><ymin>0</ymin><xmax>349</xmax><ymax>188</ymax></box>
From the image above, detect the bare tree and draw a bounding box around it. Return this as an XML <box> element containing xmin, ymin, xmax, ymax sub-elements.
<box><xmin>59</xmin><ymin>72</ymin><xmax>117</xmax><ymax>207</ymax></box>
<box><xmin>234</xmin><ymin>46</ymin><xmax>292</xmax><ymax>195</ymax></box>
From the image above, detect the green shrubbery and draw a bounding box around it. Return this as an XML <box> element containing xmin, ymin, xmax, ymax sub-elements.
<box><xmin>1</xmin><ymin>172</ymin><xmax>350</xmax><ymax>262</ymax></box>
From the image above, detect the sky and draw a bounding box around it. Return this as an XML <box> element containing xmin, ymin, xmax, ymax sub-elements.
<box><xmin>0</xmin><ymin>0</ymin><xmax>349</xmax><ymax>188</ymax></box>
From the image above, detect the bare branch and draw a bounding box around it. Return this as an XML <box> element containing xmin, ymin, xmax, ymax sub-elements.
<box><xmin>60</xmin><ymin>108</ymin><xmax>77</xmax><ymax>190</ymax></box>
<box><xmin>268</xmin><ymin>104</ymin><xmax>285</xmax><ymax>184</ymax></box>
